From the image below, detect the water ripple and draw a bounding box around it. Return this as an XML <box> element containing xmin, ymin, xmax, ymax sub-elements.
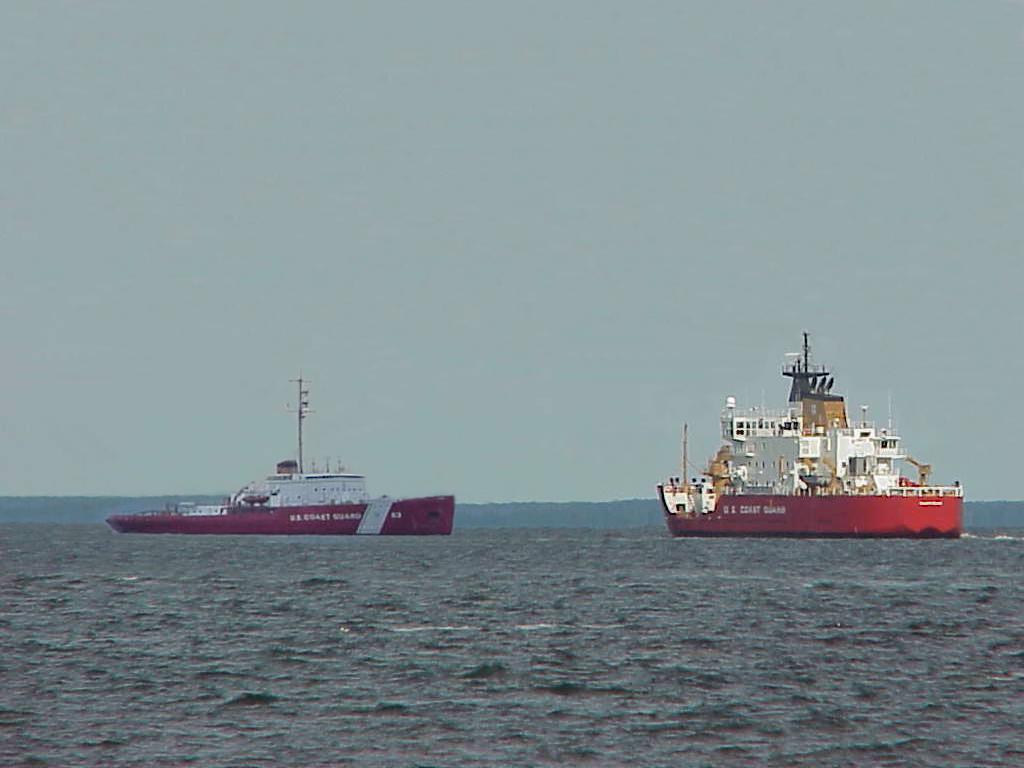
<box><xmin>2</xmin><ymin>524</ymin><xmax>1022</xmax><ymax>766</ymax></box>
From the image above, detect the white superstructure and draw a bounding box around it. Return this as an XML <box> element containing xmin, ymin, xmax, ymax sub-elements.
<box><xmin>710</xmin><ymin>404</ymin><xmax>905</xmax><ymax>496</ymax></box>
<box><xmin>232</xmin><ymin>463</ymin><xmax>370</xmax><ymax>507</ymax></box>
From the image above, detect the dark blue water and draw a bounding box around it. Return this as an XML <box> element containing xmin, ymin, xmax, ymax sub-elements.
<box><xmin>2</xmin><ymin>524</ymin><xmax>1023</xmax><ymax>767</ymax></box>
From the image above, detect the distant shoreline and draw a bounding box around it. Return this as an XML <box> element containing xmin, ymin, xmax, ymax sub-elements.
<box><xmin>1</xmin><ymin>496</ymin><xmax>1022</xmax><ymax>529</ymax></box>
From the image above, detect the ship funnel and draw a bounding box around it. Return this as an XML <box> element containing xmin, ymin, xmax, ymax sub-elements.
<box><xmin>276</xmin><ymin>459</ymin><xmax>299</xmax><ymax>475</ymax></box>
<box><xmin>826</xmin><ymin>377</ymin><xmax>834</xmax><ymax>392</ymax></box>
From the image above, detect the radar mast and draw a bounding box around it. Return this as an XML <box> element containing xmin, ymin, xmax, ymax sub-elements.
<box><xmin>289</xmin><ymin>375</ymin><xmax>312</xmax><ymax>473</ymax></box>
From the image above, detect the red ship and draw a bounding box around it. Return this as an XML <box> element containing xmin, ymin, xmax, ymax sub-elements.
<box><xmin>658</xmin><ymin>334</ymin><xmax>962</xmax><ymax>538</ymax></box>
<box><xmin>107</xmin><ymin>377</ymin><xmax>454</xmax><ymax>536</ymax></box>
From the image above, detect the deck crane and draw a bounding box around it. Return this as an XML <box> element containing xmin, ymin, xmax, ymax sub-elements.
<box><xmin>904</xmin><ymin>455</ymin><xmax>932</xmax><ymax>486</ymax></box>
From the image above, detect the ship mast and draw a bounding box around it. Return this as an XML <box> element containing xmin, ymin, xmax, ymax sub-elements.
<box><xmin>681</xmin><ymin>423</ymin><xmax>690</xmax><ymax>491</ymax></box>
<box><xmin>289</xmin><ymin>375</ymin><xmax>312</xmax><ymax>474</ymax></box>
<box><xmin>784</xmin><ymin>331</ymin><xmax>832</xmax><ymax>403</ymax></box>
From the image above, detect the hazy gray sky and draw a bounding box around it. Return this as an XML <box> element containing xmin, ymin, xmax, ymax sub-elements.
<box><xmin>2</xmin><ymin>2</ymin><xmax>1022</xmax><ymax>500</ymax></box>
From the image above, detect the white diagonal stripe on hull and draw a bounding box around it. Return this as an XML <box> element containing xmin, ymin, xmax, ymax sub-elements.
<box><xmin>356</xmin><ymin>497</ymin><xmax>392</xmax><ymax>534</ymax></box>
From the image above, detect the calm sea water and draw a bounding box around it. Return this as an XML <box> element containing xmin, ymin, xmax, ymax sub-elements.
<box><xmin>2</xmin><ymin>523</ymin><xmax>1023</xmax><ymax>767</ymax></box>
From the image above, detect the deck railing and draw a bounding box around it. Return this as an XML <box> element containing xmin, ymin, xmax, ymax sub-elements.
<box><xmin>886</xmin><ymin>485</ymin><xmax>963</xmax><ymax>498</ymax></box>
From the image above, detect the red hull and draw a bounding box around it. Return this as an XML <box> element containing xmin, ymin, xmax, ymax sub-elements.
<box><xmin>658</xmin><ymin>489</ymin><xmax>961</xmax><ymax>538</ymax></box>
<box><xmin>106</xmin><ymin>496</ymin><xmax>454</xmax><ymax>535</ymax></box>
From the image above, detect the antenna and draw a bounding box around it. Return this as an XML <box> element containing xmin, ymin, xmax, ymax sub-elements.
<box><xmin>288</xmin><ymin>374</ymin><xmax>312</xmax><ymax>473</ymax></box>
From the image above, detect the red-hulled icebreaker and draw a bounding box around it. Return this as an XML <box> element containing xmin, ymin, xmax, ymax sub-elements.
<box><xmin>658</xmin><ymin>334</ymin><xmax>962</xmax><ymax>538</ymax></box>
<box><xmin>107</xmin><ymin>378</ymin><xmax>454</xmax><ymax>536</ymax></box>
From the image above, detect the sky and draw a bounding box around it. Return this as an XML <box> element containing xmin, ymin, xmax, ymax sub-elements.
<box><xmin>1</xmin><ymin>1</ymin><xmax>1022</xmax><ymax>501</ymax></box>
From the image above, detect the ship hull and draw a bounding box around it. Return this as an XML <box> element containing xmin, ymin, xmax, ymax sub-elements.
<box><xmin>658</xmin><ymin>488</ymin><xmax>961</xmax><ymax>538</ymax></box>
<box><xmin>106</xmin><ymin>495</ymin><xmax>454</xmax><ymax>535</ymax></box>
